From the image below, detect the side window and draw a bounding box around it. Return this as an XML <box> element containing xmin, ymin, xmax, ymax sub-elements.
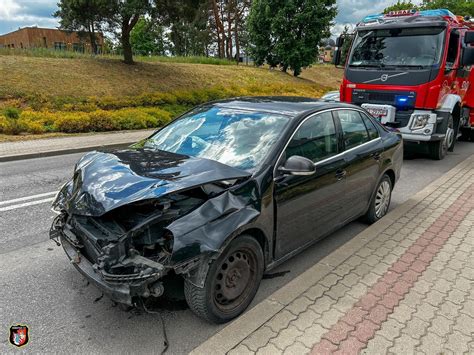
<box><xmin>336</xmin><ymin>110</ymin><xmax>370</xmax><ymax>150</ymax></box>
<box><xmin>446</xmin><ymin>31</ymin><xmax>460</xmax><ymax>67</ymax></box>
<box><xmin>361</xmin><ymin>113</ymin><xmax>379</xmax><ymax>140</ymax></box>
<box><xmin>285</xmin><ymin>112</ymin><xmax>338</xmax><ymax>163</ymax></box>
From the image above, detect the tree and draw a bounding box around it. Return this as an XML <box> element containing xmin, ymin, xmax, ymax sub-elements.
<box><xmin>130</xmin><ymin>17</ymin><xmax>167</xmax><ymax>55</ymax></box>
<box><xmin>338</xmin><ymin>25</ymin><xmax>353</xmax><ymax>66</ymax></box>
<box><xmin>383</xmin><ymin>0</ymin><xmax>474</xmax><ymax>16</ymax></box>
<box><xmin>383</xmin><ymin>1</ymin><xmax>418</xmax><ymax>14</ymax></box>
<box><xmin>156</xmin><ymin>0</ymin><xmax>211</xmax><ymax>56</ymax></box>
<box><xmin>248</xmin><ymin>0</ymin><xmax>337</xmax><ymax>76</ymax></box>
<box><xmin>55</xmin><ymin>0</ymin><xmax>110</xmax><ymax>54</ymax></box>
<box><xmin>108</xmin><ymin>0</ymin><xmax>152</xmax><ymax>64</ymax></box>
<box><xmin>421</xmin><ymin>0</ymin><xmax>473</xmax><ymax>17</ymax></box>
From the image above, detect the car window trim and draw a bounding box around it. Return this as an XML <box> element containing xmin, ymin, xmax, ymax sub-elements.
<box><xmin>359</xmin><ymin>111</ymin><xmax>380</xmax><ymax>139</ymax></box>
<box><xmin>274</xmin><ymin>108</ymin><xmax>382</xmax><ymax>177</ymax></box>
<box><xmin>334</xmin><ymin>109</ymin><xmax>372</xmax><ymax>151</ymax></box>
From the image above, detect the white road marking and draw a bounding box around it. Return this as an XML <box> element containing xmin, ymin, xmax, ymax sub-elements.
<box><xmin>0</xmin><ymin>197</ymin><xmax>56</xmax><ymax>212</ymax></box>
<box><xmin>0</xmin><ymin>191</ymin><xmax>58</xmax><ymax>206</ymax></box>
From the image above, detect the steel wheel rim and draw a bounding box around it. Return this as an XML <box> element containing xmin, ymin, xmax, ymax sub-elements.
<box><xmin>213</xmin><ymin>247</ymin><xmax>258</xmax><ymax>313</ymax></box>
<box><xmin>375</xmin><ymin>180</ymin><xmax>391</xmax><ymax>218</ymax></box>
<box><xmin>445</xmin><ymin>126</ymin><xmax>454</xmax><ymax>150</ymax></box>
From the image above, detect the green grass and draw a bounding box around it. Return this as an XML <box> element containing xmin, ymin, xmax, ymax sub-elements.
<box><xmin>0</xmin><ymin>48</ymin><xmax>234</xmax><ymax>65</ymax></box>
<box><xmin>0</xmin><ymin>53</ymin><xmax>342</xmax><ymax>137</ymax></box>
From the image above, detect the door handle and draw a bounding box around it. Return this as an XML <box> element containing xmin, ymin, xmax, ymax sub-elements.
<box><xmin>371</xmin><ymin>152</ymin><xmax>381</xmax><ymax>161</ymax></box>
<box><xmin>335</xmin><ymin>169</ymin><xmax>346</xmax><ymax>181</ymax></box>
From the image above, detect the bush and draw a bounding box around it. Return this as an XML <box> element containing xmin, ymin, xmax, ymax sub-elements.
<box><xmin>54</xmin><ymin>112</ymin><xmax>91</xmax><ymax>133</ymax></box>
<box><xmin>1</xmin><ymin>83</ymin><xmax>325</xmax><ymax>135</ymax></box>
<box><xmin>4</xmin><ymin>107</ymin><xmax>20</xmax><ymax>119</ymax></box>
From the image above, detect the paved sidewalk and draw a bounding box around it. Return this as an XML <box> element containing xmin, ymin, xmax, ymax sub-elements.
<box><xmin>0</xmin><ymin>129</ymin><xmax>155</xmax><ymax>161</ymax></box>
<box><xmin>193</xmin><ymin>155</ymin><xmax>474</xmax><ymax>355</ymax></box>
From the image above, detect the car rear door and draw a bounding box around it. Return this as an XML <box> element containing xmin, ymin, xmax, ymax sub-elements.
<box><xmin>334</xmin><ymin>109</ymin><xmax>383</xmax><ymax>223</ymax></box>
<box><xmin>274</xmin><ymin>111</ymin><xmax>346</xmax><ymax>259</ymax></box>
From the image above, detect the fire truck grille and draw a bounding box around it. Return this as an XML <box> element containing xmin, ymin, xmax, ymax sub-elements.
<box><xmin>352</xmin><ymin>89</ymin><xmax>416</xmax><ymax>106</ymax></box>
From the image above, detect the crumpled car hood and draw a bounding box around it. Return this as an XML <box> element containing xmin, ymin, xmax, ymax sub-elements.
<box><xmin>56</xmin><ymin>148</ymin><xmax>251</xmax><ymax>216</ymax></box>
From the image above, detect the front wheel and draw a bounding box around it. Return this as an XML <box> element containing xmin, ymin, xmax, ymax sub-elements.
<box><xmin>364</xmin><ymin>174</ymin><xmax>392</xmax><ymax>224</ymax></box>
<box><xmin>184</xmin><ymin>235</ymin><xmax>264</xmax><ymax>323</ymax></box>
<box><xmin>429</xmin><ymin>140</ymin><xmax>447</xmax><ymax>160</ymax></box>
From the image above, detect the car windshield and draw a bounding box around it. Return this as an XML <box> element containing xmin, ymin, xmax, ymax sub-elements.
<box><xmin>144</xmin><ymin>106</ymin><xmax>291</xmax><ymax>172</ymax></box>
<box><xmin>348</xmin><ymin>27</ymin><xmax>445</xmax><ymax>68</ymax></box>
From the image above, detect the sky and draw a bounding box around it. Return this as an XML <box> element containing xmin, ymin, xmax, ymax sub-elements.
<box><xmin>0</xmin><ymin>0</ymin><xmax>424</xmax><ymax>37</ymax></box>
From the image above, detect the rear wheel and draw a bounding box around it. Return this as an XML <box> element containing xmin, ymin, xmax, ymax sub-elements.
<box><xmin>364</xmin><ymin>174</ymin><xmax>392</xmax><ymax>224</ymax></box>
<box><xmin>184</xmin><ymin>235</ymin><xmax>264</xmax><ymax>323</ymax></box>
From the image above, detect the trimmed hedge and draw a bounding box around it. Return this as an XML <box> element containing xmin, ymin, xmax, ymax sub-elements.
<box><xmin>0</xmin><ymin>107</ymin><xmax>171</xmax><ymax>134</ymax></box>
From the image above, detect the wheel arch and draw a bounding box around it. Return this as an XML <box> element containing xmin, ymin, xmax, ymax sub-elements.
<box><xmin>438</xmin><ymin>94</ymin><xmax>461</xmax><ymax>114</ymax></box>
<box><xmin>181</xmin><ymin>225</ymin><xmax>270</xmax><ymax>288</ymax></box>
<box><xmin>383</xmin><ymin>168</ymin><xmax>396</xmax><ymax>189</ymax></box>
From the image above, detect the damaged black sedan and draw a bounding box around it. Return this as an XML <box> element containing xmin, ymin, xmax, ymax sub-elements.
<box><xmin>50</xmin><ymin>97</ymin><xmax>402</xmax><ymax>323</ymax></box>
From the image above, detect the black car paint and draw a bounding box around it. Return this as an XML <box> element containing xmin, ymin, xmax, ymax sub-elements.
<box><xmin>51</xmin><ymin>97</ymin><xmax>402</xmax><ymax>306</ymax></box>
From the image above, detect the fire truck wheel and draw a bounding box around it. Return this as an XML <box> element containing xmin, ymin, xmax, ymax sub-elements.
<box><xmin>445</xmin><ymin>115</ymin><xmax>456</xmax><ymax>152</ymax></box>
<box><xmin>429</xmin><ymin>140</ymin><xmax>447</xmax><ymax>160</ymax></box>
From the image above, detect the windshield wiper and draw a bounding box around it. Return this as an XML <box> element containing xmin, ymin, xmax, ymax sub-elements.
<box><xmin>390</xmin><ymin>65</ymin><xmax>428</xmax><ymax>69</ymax></box>
<box><xmin>349</xmin><ymin>63</ymin><xmax>396</xmax><ymax>70</ymax></box>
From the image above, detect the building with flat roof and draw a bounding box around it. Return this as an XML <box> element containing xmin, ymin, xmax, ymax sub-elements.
<box><xmin>0</xmin><ymin>27</ymin><xmax>104</xmax><ymax>53</ymax></box>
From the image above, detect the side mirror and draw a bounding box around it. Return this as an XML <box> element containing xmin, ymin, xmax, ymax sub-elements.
<box><xmin>278</xmin><ymin>156</ymin><xmax>316</xmax><ymax>176</ymax></box>
<box><xmin>461</xmin><ymin>47</ymin><xmax>474</xmax><ymax>67</ymax></box>
<box><xmin>465</xmin><ymin>31</ymin><xmax>474</xmax><ymax>45</ymax></box>
<box><xmin>334</xmin><ymin>36</ymin><xmax>344</xmax><ymax>68</ymax></box>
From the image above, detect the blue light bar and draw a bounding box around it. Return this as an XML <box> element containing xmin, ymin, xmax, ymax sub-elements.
<box><xmin>361</xmin><ymin>8</ymin><xmax>456</xmax><ymax>24</ymax></box>
<box><xmin>362</xmin><ymin>14</ymin><xmax>384</xmax><ymax>23</ymax></box>
<box><xmin>418</xmin><ymin>9</ymin><xmax>456</xmax><ymax>18</ymax></box>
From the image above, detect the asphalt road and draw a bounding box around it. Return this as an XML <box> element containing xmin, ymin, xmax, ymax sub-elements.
<box><xmin>1</xmin><ymin>142</ymin><xmax>474</xmax><ymax>353</ymax></box>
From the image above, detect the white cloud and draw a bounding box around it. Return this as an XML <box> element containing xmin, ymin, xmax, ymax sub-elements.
<box><xmin>0</xmin><ymin>0</ymin><xmax>59</xmax><ymax>34</ymax></box>
<box><xmin>0</xmin><ymin>0</ymin><xmax>21</xmax><ymax>19</ymax></box>
<box><xmin>331</xmin><ymin>0</ymin><xmax>424</xmax><ymax>36</ymax></box>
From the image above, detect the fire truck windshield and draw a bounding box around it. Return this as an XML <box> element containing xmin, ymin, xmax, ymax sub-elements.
<box><xmin>348</xmin><ymin>27</ymin><xmax>446</xmax><ymax>69</ymax></box>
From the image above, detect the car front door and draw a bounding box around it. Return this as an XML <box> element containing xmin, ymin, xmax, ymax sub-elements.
<box><xmin>334</xmin><ymin>109</ymin><xmax>383</xmax><ymax>223</ymax></box>
<box><xmin>274</xmin><ymin>111</ymin><xmax>346</xmax><ymax>259</ymax></box>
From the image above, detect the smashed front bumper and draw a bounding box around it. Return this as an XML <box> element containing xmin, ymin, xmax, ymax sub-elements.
<box><xmin>50</xmin><ymin>216</ymin><xmax>167</xmax><ymax>306</ymax></box>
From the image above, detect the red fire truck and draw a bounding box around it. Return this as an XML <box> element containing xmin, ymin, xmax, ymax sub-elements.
<box><xmin>334</xmin><ymin>9</ymin><xmax>474</xmax><ymax>160</ymax></box>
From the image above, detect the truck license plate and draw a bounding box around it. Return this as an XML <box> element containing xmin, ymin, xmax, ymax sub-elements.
<box><xmin>366</xmin><ymin>107</ymin><xmax>388</xmax><ymax>118</ymax></box>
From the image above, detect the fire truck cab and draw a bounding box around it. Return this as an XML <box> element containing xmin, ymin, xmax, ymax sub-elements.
<box><xmin>335</xmin><ymin>9</ymin><xmax>474</xmax><ymax>160</ymax></box>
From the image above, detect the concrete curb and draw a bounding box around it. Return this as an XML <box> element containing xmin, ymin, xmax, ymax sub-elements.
<box><xmin>190</xmin><ymin>154</ymin><xmax>474</xmax><ymax>355</ymax></box>
<box><xmin>0</xmin><ymin>142</ymin><xmax>133</xmax><ymax>162</ymax></box>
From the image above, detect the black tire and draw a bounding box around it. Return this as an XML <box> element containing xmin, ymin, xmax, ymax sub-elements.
<box><xmin>429</xmin><ymin>140</ymin><xmax>447</xmax><ymax>160</ymax></box>
<box><xmin>364</xmin><ymin>174</ymin><xmax>392</xmax><ymax>224</ymax></box>
<box><xmin>184</xmin><ymin>235</ymin><xmax>264</xmax><ymax>323</ymax></box>
<box><xmin>447</xmin><ymin>115</ymin><xmax>456</xmax><ymax>152</ymax></box>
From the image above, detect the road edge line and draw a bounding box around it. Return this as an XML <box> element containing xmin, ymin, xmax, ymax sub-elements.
<box><xmin>190</xmin><ymin>154</ymin><xmax>474</xmax><ymax>355</ymax></box>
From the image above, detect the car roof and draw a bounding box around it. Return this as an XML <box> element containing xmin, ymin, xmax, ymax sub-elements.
<box><xmin>209</xmin><ymin>96</ymin><xmax>355</xmax><ymax>117</ymax></box>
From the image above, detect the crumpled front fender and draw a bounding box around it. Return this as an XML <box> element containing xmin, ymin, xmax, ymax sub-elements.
<box><xmin>168</xmin><ymin>183</ymin><xmax>261</xmax><ymax>287</ymax></box>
